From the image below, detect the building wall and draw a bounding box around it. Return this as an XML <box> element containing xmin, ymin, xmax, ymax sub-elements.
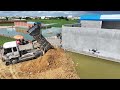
<box><xmin>14</xmin><ymin>22</ymin><xmax>33</xmax><ymax>27</ymax></box>
<box><xmin>81</xmin><ymin>20</ymin><xmax>102</xmax><ymax>28</ymax></box>
<box><xmin>102</xmin><ymin>21</ymin><xmax>120</xmax><ymax>29</ymax></box>
<box><xmin>62</xmin><ymin>26</ymin><xmax>120</xmax><ymax>61</ymax></box>
<box><xmin>81</xmin><ymin>20</ymin><xmax>120</xmax><ymax>29</ymax></box>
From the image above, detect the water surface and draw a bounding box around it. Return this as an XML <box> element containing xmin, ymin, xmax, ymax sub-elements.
<box><xmin>0</xmin><ymin>27</ymin><xmax>62</xmax><ymax>40</ymax></box>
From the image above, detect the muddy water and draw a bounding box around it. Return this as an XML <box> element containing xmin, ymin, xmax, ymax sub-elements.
<box><xmin>0</xmin><ymin>27</ymin><xmax>62</xmax><ymax>40</ymax></box>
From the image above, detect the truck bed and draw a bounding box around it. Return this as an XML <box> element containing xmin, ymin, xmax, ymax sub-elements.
<box><xmin>19</xmin><ymin>43</ymin><xmax>33</xmax><ymax>51</ymax></box>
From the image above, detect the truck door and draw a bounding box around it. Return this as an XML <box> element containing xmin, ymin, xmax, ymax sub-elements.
<box><xmin>12</xmin><ymin>47</ymin><xmax>20</xmax><ymax>57</ymax></box>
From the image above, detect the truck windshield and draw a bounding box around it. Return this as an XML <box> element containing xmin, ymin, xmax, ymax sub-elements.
<box><xmin>4</xmin><ymin>48</ymin><xmax>12</xmax><ymax>54</ymax></box>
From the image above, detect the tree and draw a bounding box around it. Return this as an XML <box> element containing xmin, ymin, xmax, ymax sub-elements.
<box><xmin>19</xmin><ymin>17</ymin><xmax>22</xmax><ymax>20</ymax></box>
<box><xmin>6</xmin><ymin>17</ymin><xmax>8</xmax><ymax>20</ymax></box>
<box><xmin>26</xmin><ymin>17</ymin><xmax>31</xmax><ymax>20</ymax></box>
<box><xmin>65</xmin><ymin>17</ymin><xmax>69</xmax><ymax>21</ymax></box>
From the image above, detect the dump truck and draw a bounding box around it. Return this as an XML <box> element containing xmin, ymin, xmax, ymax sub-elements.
<box><xmin>1</xmin><ymin>41</ymin><xmax>43</xmax><ymax>65</ymax></box>
<box><xmin>0</xmin><ymin>24</ymin><xmax>54</xmax><ymax>66</ymax></box>
<box><xmin>27</xmin><ymin>24</ymin><xmax>54</xmax><ymax>53</ymax></box>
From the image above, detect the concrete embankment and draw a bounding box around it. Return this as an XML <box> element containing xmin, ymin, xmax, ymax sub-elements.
<box><xmin>0</xmin><ymin>26</ymin><xmax>15</xmax><ymax>29</ymax></box>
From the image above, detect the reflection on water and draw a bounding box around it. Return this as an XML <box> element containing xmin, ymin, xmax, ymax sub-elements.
<box><xmin>7</xmin><ymin>28</ymin><xmax>16</xmax><ymax>31</ymax></box>
<box><xmin>16</xmin><ymin>28</ymin><xmax>28</xmax><ymax>34</ymax></box>
<box><xmin>0</xmin><ymin>27</ymin><xmax>62</xmax><ymax>40</ymax></box>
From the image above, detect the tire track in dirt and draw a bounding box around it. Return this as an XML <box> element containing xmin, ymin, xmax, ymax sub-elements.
<box><xmin>0</xmin><ymin>50</ymin><xmax>17</xmax><ymax>79</ymax></box>
<box><xmin>0</xmin><ymin>50</ymin><xmax>8</xmax><ymax>78</ymax></box>
<box><xmin>0</xmin><ymin>60</ymin><xmax>9</xmax><ymax>79</ymax></box>
<box><xmin>9</xmin><ymin>65</ymin><xmax>18</xmax><ymax>79</ymax></box>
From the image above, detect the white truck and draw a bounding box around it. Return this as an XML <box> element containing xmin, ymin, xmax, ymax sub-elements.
<box><xmin>0</xmin><ymin>23</ymin><xmax>53</xmax><ymax>66</ymax></box>
<box><xmin>1</xmin><ymin>41</ymin><xmax>42</xmax><ymax>65</ymax></box>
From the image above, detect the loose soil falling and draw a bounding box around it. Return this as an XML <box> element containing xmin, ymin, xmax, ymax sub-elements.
<box><xmin>0</xmin><ymin>48</ymin><xmax>80</xmax><ymax>79</ymax></box>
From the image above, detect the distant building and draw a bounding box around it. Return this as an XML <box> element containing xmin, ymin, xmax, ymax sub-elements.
<box><xmin>13</xmin><ymin>19</ymin><xmax>26</xmax><ymax>20</ymax></box>
<box><xmin>67</xmin><ymin>15</ymin><xmax>73</xmax><ymax>19</ymax></box>
<box><xmin>0</xmin><ymin>17</ymin><xmax>6</xmax><ymax>21</ymax></box>
<box><xmin>67</xmin><ymin>15</ymin><xmax>79</xmax><ymax>20</ymax></box>
<box><xmin>41</xmin><ymin>16</ymin><xmax>45</xmax><ymax>19</ymax></box>
<box><xmin>73</xmin><ymin>16</ymin><xmax>79</xmax><ymax>20</ymax></box>
<box><xmin>0</xmin><ymin>17</ymin><xmax>6</xmax><ymax>19</ymax></box>
<box><xmin>30</xmin><ymin>17</ymin><xmax>35</xmax><ymax>19</ymax></box>
<box><xmin>14</xmin><ymin>21</ymin><xmax>28</xmax><ymax>28</ymax></box>
<box><xmin>62</xmin><ymin>14</ymin><xmax>120</xmax><ymax>63</ymax></box>
<box><xmin>14</xmin><ymin>21</ymin><xmax>41</xmax><ymax>28</ymax></box>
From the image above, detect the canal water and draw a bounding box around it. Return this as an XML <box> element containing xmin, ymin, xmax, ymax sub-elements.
<box><xmin>0</xmin><ymin>27</ymin><xmax>62</xmax><ymax>40</ymax></box>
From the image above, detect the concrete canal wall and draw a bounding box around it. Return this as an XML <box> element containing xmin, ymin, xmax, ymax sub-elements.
<box><xmin>62</xmin><ymin>26</ymin><xmax>120</xmax><ymax>63</ymax></box>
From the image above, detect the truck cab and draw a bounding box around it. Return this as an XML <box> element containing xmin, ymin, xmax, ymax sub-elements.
<box><xmin>1</xmin><ymin>41</ymin><xmax>20</xmax><ymax>65</ymax></box>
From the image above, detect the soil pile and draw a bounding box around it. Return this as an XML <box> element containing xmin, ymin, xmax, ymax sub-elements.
<box><xmin>0</xmin><ymin>48</ymin><xmax>80</xmax><ymax>79</ymax></box>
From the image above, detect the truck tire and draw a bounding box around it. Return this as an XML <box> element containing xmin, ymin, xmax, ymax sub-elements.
<box><xmin>33</xmin><ymin>56</ymin><xmax>37</xmax><ymax>59</ymax></box>
<box><xmin>12</xmin><ymin>59</ymin><xmax>18</xmax><ymax>64</ymax></box>
<box><xmin>5</xmin><ymin>62</ymin><xmax>10</xmax><ymax>66</ymax></box>
<box><xmin>2</xmin><ymin>58</ymin><xmax>5</xmax><ymax>62</ymax></box>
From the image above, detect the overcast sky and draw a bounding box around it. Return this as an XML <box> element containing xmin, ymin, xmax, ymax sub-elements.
<box><xmin>0</xmin><ymin>11</ymin><xmax>120</xmax><ymax>17</ymax></box>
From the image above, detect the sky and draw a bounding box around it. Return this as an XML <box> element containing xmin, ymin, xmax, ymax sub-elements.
<box><xmin>0</xmin><ymin>11</ymin><xmax>120</xmax><ymax>17</ymax></box>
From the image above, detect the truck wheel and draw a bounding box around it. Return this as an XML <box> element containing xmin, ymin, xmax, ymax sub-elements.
<box><xmin>5</xmin><ymin>62</ymin><xmax>10</xmax><ymax>66</ymax></box>
<box><xmin>12</xmin><ymin>60</ymin><xmax>18</xmax><ymax>64</ymax></box>
<box><xmin>2</xmin><ymin>58</ymin><xmax>5</xmax><ymax>62</ymax></box>
<box><xmin>33</xmin><ymin>57</ymin><xmax>37</xmax><ymax>59</ymax></box>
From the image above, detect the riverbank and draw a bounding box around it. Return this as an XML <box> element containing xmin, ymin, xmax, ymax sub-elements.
<box><xmin>0</xmin><ymin>25</ymin><xmax>51</xmax><ymax>29</ymax></box>
<box><xmin>0</xmin><ymin>26</ymin><xmax>15</xmax><ymax>29</ymax></box>
<box><xmin>0</xmin><ymin>35</ymin><xmax>15</xmax><ymax>45</ymax></box>
<box><xmin>27</xmin><ymin>19</ymin><xmax>78</xmax><ymax>27</ymax></box>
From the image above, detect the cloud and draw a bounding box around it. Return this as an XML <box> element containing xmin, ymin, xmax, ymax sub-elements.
<box><xmin>0</xmin><ymin>11</ymin><xmax>120</xmax><ymax>17</ymax></box>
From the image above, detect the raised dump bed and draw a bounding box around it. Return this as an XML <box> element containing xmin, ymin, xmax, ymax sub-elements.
<box><xmin>27</xmin><ymin>24</ymin><xmax>54</xmax><ymax>53</ymax></box>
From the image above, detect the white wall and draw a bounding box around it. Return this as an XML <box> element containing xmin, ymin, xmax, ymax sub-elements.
<box><xmin>81</xmin><ymin>20</ymin><xmax>102</xmax><ymax>28</ymax></box>
<box><xmin>62</xmin><ymin>26</ymin><xmax>120</xmax><ymax>61</ymax></box>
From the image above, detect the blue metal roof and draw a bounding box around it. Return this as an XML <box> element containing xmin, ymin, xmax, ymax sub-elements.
<box><xmin>80</xmin><ymin>14</ymin><xmax>120</xmax><ymax>21</ymax></box>
<box><xmin>80</xmin><ymin>14</ymin><xmax>101</xmax><ymax>20</ymax></box>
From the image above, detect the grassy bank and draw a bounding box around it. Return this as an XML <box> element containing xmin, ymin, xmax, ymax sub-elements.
<box><xmin>67</xmin><ymin>51</ymin><xmax>120</xmax><ymax>79</ymax></box>
<box><xmin>0</xmin><ymin>23</ymin><xmax>14</xmax><ymax>26</ymax></box>
<box><xmin>27</xmin><ymin>19</ymin><xmax>78</xmax><ymax>27</ymax></box>
<box><xmin>0</xmin><ymin>19</ymin><xmax>78</xmax><ymax>27</ymax></box>
<box><xmin>0</xmin><ymin>36</ymin><xmax>15</xmax><ymax>45</ymax></box>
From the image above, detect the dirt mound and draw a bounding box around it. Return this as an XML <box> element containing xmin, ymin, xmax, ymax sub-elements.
<box><xmin>0</xmin><ymin>48</ymin><xmax>80</xmax><ymax>79</ymax></box>
<box><xmin>20</xmin><ymin>48</ymin><xmax>63</xmax><ymax>74</ymax></box>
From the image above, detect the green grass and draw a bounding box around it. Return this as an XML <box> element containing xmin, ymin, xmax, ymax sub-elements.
<box><xmin>0</xmin><ymin>36</ymin><xmax>15</xmax><ymax>45</ymax></box>
<box><xmin>67</xmin><ymin>51</ymin><xmax>120</xmax><ymax>79</ymax></box>
<box><xmin>27</xmin><ymin>19</ymin><xmax>78</xmax><ymax>27</ymax></box>
<box><xmin>0</xmin><ymin>23</ymin><xmax>14</xmax><ymax>26</ymax></box>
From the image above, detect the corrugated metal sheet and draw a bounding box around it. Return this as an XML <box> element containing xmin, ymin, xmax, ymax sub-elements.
<box><xmin>80</xmin><ymin>14</ymin><xmax>101</xmax><ymax>20</ymax></box>
<box><xmin>80</xmin><ymin>14</ymin><xmax>120</xmax><ymax>21</ymax></box>
<box><xmin>100</xmin><ymin>14</ymin><xmax>120</xmax><ymax>20</ymax></box>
